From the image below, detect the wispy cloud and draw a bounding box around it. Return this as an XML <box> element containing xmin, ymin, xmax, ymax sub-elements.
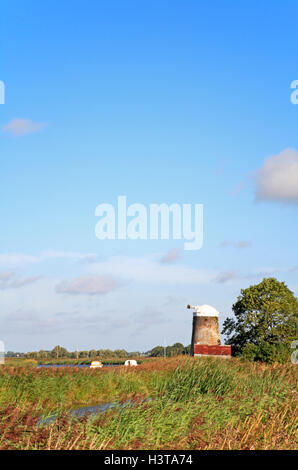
<box><xmin>0</xmin><ymin>253</ymin><xmax>39</xmax><ymax>267</ymax></box>
<box><xmin>0</xmin><ymin>272</ymin><xmax>41</xmax><ymax>290</ymax></box>
<box><xmin>8</xmin><ymin>309</ymin><xmax>40</xmax><ymax>322</ymax></box>
<box><xmin>56</xmin><ymin>274</ymin><xmax>122</xmax><ymax>296</ymax></box>
<box><xmin>0</xmin><ymin>272</ymin><xmax>13</xmax><ymax>281</ymax></box>
<box><xmin>255</xmin><ymin>148</ymin><xmax>298</xmax><ymax>205</ymax></box>
<box><xmin>220</xmin><ymin>240</ymin><xmax>252</xmax><ymax>249</ymax></box>
<box><xmin>232</xmin><ymin>180</ymin><xmax>247</xmax><ymax>195</ymax></box>
<box><xmin>130</xmin><ymin>308</ymin><xmax>170</xmax><ymax>335</ymax></box>
<box><xmin>242</xmin><ymin>268</ymin><xmax>277</xmax><ymax>279</ymax></box>
<box><xmin>213</xmin><ymin>271</ymin><xmax>239</xmax><ymax>284</ymax></box>
<box><xmin>0</xmin><ymin>251</ymin><xmax>99</xmax><ymax>268</ymax></box>
<box><xmin>41</xmin><ymin>250</ymin><xmax>99</xmax><ymax>262</ymax></box>
<box><xmin>214</xmin><ymin>158</ymin><xmax>230</xmax><ymax>175</ymax></box>
<box><xmin>2</xmin><ymin>118</ymin><xmax>47</xmax><ymax>136</ymax></box>
<box><xmin>212</xmin><ymin>266</ymin><xmax>292</xmax><ymax>284</ymax></box>
<box><xmin>3</xmin><ymin>309</ymin><xmax>63</xmax><ymax>335</ymax></box>
<box><xmin>88</xmin><ymin>255</ymin><xmax>215</xmax><ymax>285</ymax></box>
<box><xmin>160</xmin><ymin>248</ymin><xmax>180</xmax><ymax>264</ymax></box>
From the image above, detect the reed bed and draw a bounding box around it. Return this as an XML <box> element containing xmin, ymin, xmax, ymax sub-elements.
<box><xmin>0</xmin><ymin>357</ymin><xmax>296</xmax><ymax>450</ymax></box>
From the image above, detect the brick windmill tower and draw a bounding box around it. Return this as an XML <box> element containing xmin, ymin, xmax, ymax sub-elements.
<box><xmin>187</xmin><ymin>304</ymin><xmax>231</xmax><ymax>358</ymax></box>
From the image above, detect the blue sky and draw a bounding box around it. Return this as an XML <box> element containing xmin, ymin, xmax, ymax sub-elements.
<box><xmin>1</xmin><ymin>0</ymin><xmax>298</xmax><ymax>352</ymax></box>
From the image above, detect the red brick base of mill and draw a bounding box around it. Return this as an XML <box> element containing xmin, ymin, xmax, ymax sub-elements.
<box><xmin>193</xmin><ymin>344</ymin><xmax>231</xmax><ymax>358</ymax></box>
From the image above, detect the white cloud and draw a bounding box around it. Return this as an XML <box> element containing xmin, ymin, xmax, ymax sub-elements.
<box><xmin>255</xmin><ymin>148</ymin><xmax>298</xmax><ymax>204</ymax></box>
<box><xmin>56</xmin><ymin>274</ymin><xmax>121</xmax><ymax>296</ymax></box>
<box><xmin>2</xmin><ymin>118</ymin><xmax>47</xmax><ymax>136</ymax></box>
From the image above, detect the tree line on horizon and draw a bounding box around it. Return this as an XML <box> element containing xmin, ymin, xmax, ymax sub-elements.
<box><xmin>6</xmin><ymin>342</ymin><xmax>191</xmax><ymax>359</ymax></box>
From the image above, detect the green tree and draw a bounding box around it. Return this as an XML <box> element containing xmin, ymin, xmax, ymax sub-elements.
<box><xmin>183</xmin><ymin>344</ymin><xmax>191</xmax><ymax>355</ymax></box>
<box><xmin>51</xmin><ymin>346</ymin><xmax>69</xmax><ymax>358</ymax></box>
<box><xmin>79</xmin><ymin>350</ymin><xmax>89</xmax><ymax>358</ymax></box>
<box><xmin>171</xmin><ymin>342</ymin><xmax>185</xmax><ymax>356</ymax></box>
<box><xmin>128</xmin><ymin>351</ymin><xmax>141</xmax><ymax>357</ymax></box>
<box><xmin>38</xmin><ymin>350</ymin><xmax>48</xmax><ymax>359</ymax></box>
<box><xmin>114</xmin><ymin>349</ymin><xmax>128</xmax><ymax>358</ymax></box>
<box><xmin>51</xmin><ymin>346</ymin><xmax>60</xmax><ymax>358</ymax></box>
<box><xmin>148</xmin><ymin>346</ymin><xmax>164</xmax><ymax>357</ymax></box>
<box><xmin>222</xmin><ymin>278</ymin><xmax>298</xmax><ymax>355</ymax></box>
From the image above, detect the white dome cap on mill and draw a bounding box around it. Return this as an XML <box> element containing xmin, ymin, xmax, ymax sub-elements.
<box><xmin>187</xmin><ymin>304</ymin><xmax>219</xmax><ymax>317</ymax></box>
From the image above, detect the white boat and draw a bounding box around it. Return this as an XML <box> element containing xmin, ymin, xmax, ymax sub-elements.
<box><xmin>90</xmin><ymin>361</ymin><xmax>103</xmax><ymax>369</ymax></box>
<box><xmin>124</xmin><ymin>360</ymin><xmax>138</xmax><ymax>367</ymax></box>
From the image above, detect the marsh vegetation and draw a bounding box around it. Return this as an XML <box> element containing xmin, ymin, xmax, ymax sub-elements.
<box><xmin>0</xmin><ymin>356</ymin><xmax>296</xmax><ymax>450</ymax></box>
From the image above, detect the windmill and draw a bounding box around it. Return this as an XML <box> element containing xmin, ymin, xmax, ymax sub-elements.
<box><xmin>187</xmin><ymin>304</ymin><xmax>231</xmax><ymax>358</ymax></box>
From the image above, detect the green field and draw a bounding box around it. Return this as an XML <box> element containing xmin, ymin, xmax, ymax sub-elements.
<box><xmin>0</xmin><ymin>356</ymin><xmax>297</xmax><ymax>450</ymax></box>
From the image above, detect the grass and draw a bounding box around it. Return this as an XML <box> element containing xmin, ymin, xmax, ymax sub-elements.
<box><xmin>0</xmin><ymin>356</ymin><xmax>297</xmax><ymax>449</ymax></box>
